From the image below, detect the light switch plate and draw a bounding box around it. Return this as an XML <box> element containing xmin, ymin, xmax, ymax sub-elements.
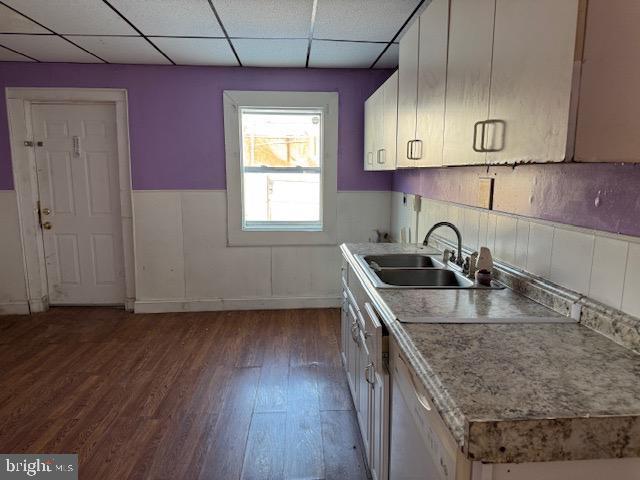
<box><xmin>478</xmin><ymin>178</ymin><xmax>494</xmax><ymax>210</ymax></box>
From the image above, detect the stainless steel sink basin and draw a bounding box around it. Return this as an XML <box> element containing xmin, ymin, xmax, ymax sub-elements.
<box><xmin>354</xmin><ymin>253</ymin><xmax>504</xmax><ymax>290</ymax></box>
<box><xmin>374</xmin><ymin>268</ymin><xmax>474</xmax><ymax>288</ymax></box>
<box><xmin>364</xmin><ymin>254</ymin><xmax>443</xmax><ymax>269</ymax></box>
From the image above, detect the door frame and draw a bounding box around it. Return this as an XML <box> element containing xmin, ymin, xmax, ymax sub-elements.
<box><xmin>5</xmin><ymin>88</ymin><xmax>135</xmax><ymax>312</ymax></box>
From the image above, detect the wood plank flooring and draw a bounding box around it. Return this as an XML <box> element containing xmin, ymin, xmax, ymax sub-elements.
<box><xmin>0</xmin><ymin>307</ymin><xmax>369</xmax><ymax>480</ymax></box>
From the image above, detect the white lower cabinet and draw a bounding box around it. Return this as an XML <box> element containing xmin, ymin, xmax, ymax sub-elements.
<box><xmin>341</xmin><ymin>263</ymin><xmax>389</xmax><ymax>479</ymax></box>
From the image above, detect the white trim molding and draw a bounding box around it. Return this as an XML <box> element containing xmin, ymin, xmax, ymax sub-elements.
<box><xmin>5</xmin><ymin>87</ymin><xmax>135</xmax><ymax>312</ymax></box>
<box><xmin>134</xmin><ymin>296</ymin><xmax>341</xmax><ymax>314</ymax></box>
<box><xmin>223</xmin><ymin>90</ymin><xmax>339</xmax><ymax>246</ymax></box>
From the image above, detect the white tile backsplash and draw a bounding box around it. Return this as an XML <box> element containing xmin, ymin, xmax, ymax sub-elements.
<box><xmin>526</xmin><ymin>222</ymin><xmax>554</xmax><ymax>278</ymax></box>
<box><xmin>550</xmin><ymin>228</ymin><xmax>595</xmax><ymax>294</ymax></box>
<box><xmin>588</xmin><ymin>235</ymin><xmax>628</xmax><ymax>309</ymax></box>
<box><xmin>515</xmin><ymin>219</ymin><xmax>530</xmax><ymax>269</ymax></box>
<box><xmin>478</xmin><ymin>211</ymin><xmax>489</xmax><ymax>250</ymax></box>
<box><xmin>394</xmin><ymin>195</ymin><xmax>640</xmax><ymax>319</ymax></box>
<box><xmin>494</xmin><ymin>215</ymin><xmax>517</xmax><ymax>266</ymax></box>
<box><xmin>486</xmin><ymin>214</ymin><xmax>498</xmax><ymax>252</ymax></box>
<box><xmin>462</xmin><ymin>208</ymin><xmax>480</xmax><ymax>251</ymax></box>
<box><xmin>622</xmin><ymin>242</ymin><xmax>640</xmax><ymax>318</ymax></box>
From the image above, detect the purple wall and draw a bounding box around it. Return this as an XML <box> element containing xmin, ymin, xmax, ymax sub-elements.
<box><xmin>0</xmin><ymin>62</ymin><xmax>393</xmax><ymax>191</ymax></box>
<box><xmin>393</xmin><ymin>164</ymin><xmax>640</xmax><ymax>237</ymax></box>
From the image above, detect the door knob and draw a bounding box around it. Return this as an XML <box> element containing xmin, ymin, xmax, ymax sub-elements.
<box><xmin>42</xmin><ymin>221</ymin><xmax>52</xmax><ymax>230</ymax></box>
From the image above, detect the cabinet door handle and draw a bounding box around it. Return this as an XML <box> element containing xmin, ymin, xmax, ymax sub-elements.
<box><xmin>412</xmin><ymin>140</ymin><xmax>423</xmax><ymax>160</ymax></box>
<box><xmin>482</xmin><ymin>119</ymin><xmax>506</xmax><ymax>153</ymax></box>
<box><xmin>406</xmin><ymin>140</ymin><xmax>412</xmax><ymax>160</ymax></box>
<box><xmin>473</xmin><ymin>121</ymin><xmax>486</xmax><ymax>152</ymax></box>
<box><xmin>351</xmin><ymin>321</ymin><xmax>359</xmax><ymax>343</ymax></box>
<box><xmin>365</xmin><ymin>362</ymin><xmax>375</xmax><ymax>385</ymax></box>
<box><xmin>377</xmin><ymin>149</ymin><xmax>385</xmax><ymax>164</ymax></box>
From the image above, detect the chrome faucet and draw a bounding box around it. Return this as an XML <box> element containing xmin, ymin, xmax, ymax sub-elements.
<box><xmin>423</xmin><ymin>222</ymin><xmax>464</xmax><ymax>268</ymax></box>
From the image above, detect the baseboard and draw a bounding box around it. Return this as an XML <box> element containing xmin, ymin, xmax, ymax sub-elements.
<box><xmin>0</xmin><ymin>302</ymin><xmax>30</xmax><ymax>315</ymax></box>
<box><xmin>134</xmin><ymin>296</ymin><xmax>341</xmax><ymax>313</ymax></box>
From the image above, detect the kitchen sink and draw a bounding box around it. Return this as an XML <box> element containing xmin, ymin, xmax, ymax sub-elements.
<box><xmin>354</xmin><ymin>253</ymin><xmax>504</xmax><ymax>290</ymax></box>
<box><xmin>364</xmin><ymin>254</ymin><xmax>443</xmax><ymax>269</ymax></box>
<box><xmin>374</xmin><ymin>268</ymin><xmax>474</xmax><ymax>288</ymax></box>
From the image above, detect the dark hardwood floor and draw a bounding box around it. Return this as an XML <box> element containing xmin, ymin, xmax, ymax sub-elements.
<box><xmin>0</xmin><ymin>307</ymin><xmax>369</xmax><ymax>480</ymax></box>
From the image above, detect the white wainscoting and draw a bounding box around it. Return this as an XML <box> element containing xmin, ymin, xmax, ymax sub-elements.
<box><xmin>132</xmin><ymin>190</ymin><xmax>391</xmax><ymax>313</ymax></box>
<box><xmin>0</xmin><ymin>190</ymin><xmax>29</xmax><ymax>314</ymax></box>
<box><xmin>392</xmin><ymin>192</ymin><xmax>640</xmax><ymax>319</ymax></box>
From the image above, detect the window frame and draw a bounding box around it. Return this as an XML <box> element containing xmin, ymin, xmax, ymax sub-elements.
<box><xmin>239</xmin><ymin>106</ymin><xmax>324</xmax><ymax>232</ymax></box>
<box><xmin>223</xmin><ymin>91</ymin><xmax>338</xmax><ymax>246</ymax></box>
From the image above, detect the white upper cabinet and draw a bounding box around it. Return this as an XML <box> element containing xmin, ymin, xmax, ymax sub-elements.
<box><xmin>396</xmin><ymin>0</ymin><xmax>449</xmax><ymax>168</ymax></box>
<box><xmin>396</xmin><ymin>20</ymin><xmax>420</xmax><ymax>167</ymax></box>
<box><xmin>364</xmin><ymin>95</ymin><xmax>375</xmax><ymax>169</ymax></box>
<box><xmin>486</xmin><ymin>0</ymin><xmax>580</xmax><ymax>164</ymax></box>
<box><xmin>414</xmin><ymin>0</ymin><xmax>449</xmax><ymax>167</ymax></box>
<box><xmin>574</xmin><ymin>0</ymin><xmax>640</xmax><ymax>163</ymax></box>
<box><xmin>381</xmin><ymin>71</ymin><xmax>398</xmax><ymax>169</ymax></box>
<box><xmin>442</xmin><ymin>0</ymin><xmax>495</xmax><ymax>166</ymax></box>
<box><xmin>364</xmin><ymin>71</ymin><xmax>398</xmax><ymax>171</ymax></box>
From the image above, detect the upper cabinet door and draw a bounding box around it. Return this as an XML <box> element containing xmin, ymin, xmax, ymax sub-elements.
<box><xmin>415</xmin><ymin>0</ymin><xmax>449</xmax><ymax>167</ymax></box>
<box><xmin>364</xmin><ymin>96</ymin><xmax>375</xmax><ymax>170</ymax></box>
<box><xmin>442</xmin><ymin>0</ymin><xmax>495</xmax><ymax>166</ymax></box>
<box><xmin>486</xmin><ymin>0</ymin><xmax>580</xmax><ymax>164</ymax></box>
<box><xmin>396</xmin><ymin>20</ymin><xmax>420</xmax><ymax>168</ymax></box>
<box><xmin>381</xmin><ymin>72</ymin><xmax>398</xmax><ymax>170</ymax></box>
<box><xmin>373</xmin><ymin>88</ymin><xmax>385</xmax><ymax>169</ymax></box>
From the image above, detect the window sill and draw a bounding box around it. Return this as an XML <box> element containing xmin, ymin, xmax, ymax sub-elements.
<box><xmin>228</xmin><ymin>228</ymin><xmax>337</xmax><ymax>247</ymax></box>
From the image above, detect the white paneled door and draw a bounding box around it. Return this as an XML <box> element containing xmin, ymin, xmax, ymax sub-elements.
<box><xmin>31</xmin><ymin>103</ymin><xmax>125</xmax><ymax>305</ymax></box>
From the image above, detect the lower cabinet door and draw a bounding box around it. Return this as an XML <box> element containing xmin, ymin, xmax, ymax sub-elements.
<box><xmin>346</xmin><ymin>305</ymin><xmax>359</xmax><ymax>401</ymax></box>
<box><xmin>370</xmin><ymin>370</ymin><xmax>389</xmax><ymax>480</ymax></box>
<box><xmin>340</xmin><ymin>294</ymin><xmax>349</xmax><ymax>365</ymax></box>
<box><xmin>357</xmin><ymin>330</ymin><xmax>372</xmax><ymax>462</ymax></box>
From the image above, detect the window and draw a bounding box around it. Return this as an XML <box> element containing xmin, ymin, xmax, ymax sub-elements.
<box><xmin>224</xmin><ymin>91</ymin><xmax>338</xmax><ymax>246</ymax></box>
<box><xmin>240</xmin><ymin>108</ymin><xmax>323</xmax><ymax>231</ymax></box>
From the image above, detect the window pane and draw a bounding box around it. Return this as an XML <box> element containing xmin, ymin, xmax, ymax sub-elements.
<box><xmin>240</xmin><ymin>108</ymin><xmax>322</xmax><ymax>230</ymax></box>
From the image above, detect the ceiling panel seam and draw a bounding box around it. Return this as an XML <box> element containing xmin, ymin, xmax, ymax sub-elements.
<box><xmin>305</xmin><ymin>0</ymin><xmax>319</xmax><ymax>68</ymax></box>
<box><xmin>0</xmin><ymin>42</ymin><xmax>39</xmax><ymax>61</ymax></box>
<box><xmin>370</xmin><ymin>0</ymin><xmax>426</xmax><ymax>68</ymax></box>
<box><xmin>206</xmin><ymin>0</ymin><xmax>242</xmax><ymax>67</ymax></box>
<box><xmin>101</xmin><ymin>0</ymin><xmax>176</xmax><ymax>65</ymax></box>
<box><xmin>0</xmin><ymin>0</ymin><xmax>108</xmax><ymax>63</ymax></box>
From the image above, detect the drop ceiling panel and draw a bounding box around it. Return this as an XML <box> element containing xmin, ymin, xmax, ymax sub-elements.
<box><xmin>0</xmin><ymin>34</ymin><xmax>102</xmax><ymax>63</ymax></box>
<box><xmin>1</xmin><ymin>0</ymin><xmax>136</xmax><ymax>35</ymax></box>
<box><xmin>314</xmin><ymin>0</ymin><xmax>421</xmax><ymax>42</ymax></box>
<box><xmin>0</xmin><ymin>45</ymin><xmax>34</xmax><ymax>62</ymax></box>
<box><xmin>309</xmin><ymin>40</ymin><xmax>385</xmax><ymax>68</ymax></box>
<box><xmin>233</xmin><ymin>39</ymin><xmax>307</xmax><ymax>67</ymax></box>
<box><xmin>152</xmin><ymin>38</ymin><xmax>237</xmax><ymax>66</ymax></box>
<box><xmin>69</xmin><ymin>36</ymin><xmax>170</xmax><ymax>65</ymax></box>
<box><xmin>108</xmin><ymin>0</ymin><xmax>224</xmax><ymax>36</ymax></box>
<box><xmin>214</xmin><ymin>0</ymin><xmax>313</xmax><ymax>38</ymax></box>
<box><xmin>374</xmin><ymin>43</ymin><xmax>399</xmax><ymax>68</ymax></box>
<box><xmin>0</xmin><ymin>4</ymin><xmax>49</xmax><ymax>33</ymax></box>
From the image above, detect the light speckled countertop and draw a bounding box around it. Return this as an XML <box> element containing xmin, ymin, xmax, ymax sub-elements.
<box><xmin>342</xmin><ymin>243</ymin><xmax>640</xmax><ymax>463</ymax></box>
